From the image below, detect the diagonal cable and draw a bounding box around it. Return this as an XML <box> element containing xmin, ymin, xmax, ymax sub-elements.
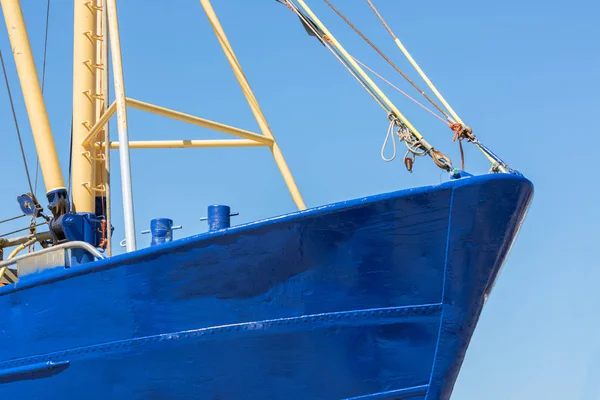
<box><xmin>34</xmin><ymin>0</ymin><xmax>52</xmax><ymax>198</ymax></box>
<box><xmin>0</xmin><ymin>50</ymin><xmax>34</xmax><ymax>195</ymax></box>
<box><xmin>324</xmin><ymin>0</ymin><xmax>452</xmax><ymax>123</ymax></box>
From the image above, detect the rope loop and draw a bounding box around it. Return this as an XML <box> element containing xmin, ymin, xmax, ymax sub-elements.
<box><xmin>450</xmin><ymin>123</ymin><xmax>474</xmax><ymax>142</ymax></box>
<box><xmin>381</xmin><ymin>118</ymin><xmax>398</xmax><ymax>162</ymax></box>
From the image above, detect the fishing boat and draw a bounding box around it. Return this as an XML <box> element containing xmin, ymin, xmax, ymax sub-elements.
<box><xmin>0</xmin><ymin>0</ymin><xmax>533</xmax><ymax>399</ymax></box>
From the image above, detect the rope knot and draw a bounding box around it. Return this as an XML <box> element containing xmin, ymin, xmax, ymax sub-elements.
<box><xmin>98</xmin><ymin>219</ymin><xmax>108</xmax><ymax>250</ymax></box>
<box><xmin>450</xmin><ymin>123</ymin><xmax>474</xmax><ymax>142</ymax></box>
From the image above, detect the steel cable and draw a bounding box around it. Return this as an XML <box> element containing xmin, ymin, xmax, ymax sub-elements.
<box><xmin>0</xmin><ymin>50</ymin><xmax>34</xmax><ymax>195</ymax></box>
<box><xmin>34</xmin><ymin>0</ymin><xmax>52</xmax><ymax>198</ymax></box>
<box><xmin>324</xmin><ymin>0</ymin><xmax>453</xmax><ymax>123</ymax></box>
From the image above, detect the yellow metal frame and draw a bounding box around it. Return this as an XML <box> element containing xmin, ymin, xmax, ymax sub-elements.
<box><xmin>0</xmin><ymin>0</ymin><xmax>66</xmax><ymax>194</ymax></box>
<box><xmin>82</xmin><ymin>99</ymin><xmax>274</xmax><ymax>147</ymax></box>
<box><xmin>102</xmin><ymin>139</ymin><xmax>267</xmax><ymax>149</ymax></box>
<box><xmin>84</xmin><ymin>0</ymin><xmax>306</xmax><ymax>212</ymax></box>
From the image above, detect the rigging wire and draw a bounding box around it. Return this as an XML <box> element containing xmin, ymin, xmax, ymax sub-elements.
<box><xmin>363</xmin><ymin>0</ymin><xmax>463</xmax><ymax>125</ymax></box>
<box><xmin>286</xmin><ymin>1</ymin><xmax>389</xmax><ymax>113</ymax></box>
<box><xmin>287</xmin><ymin>0</ymin><xmax>423</xmax><ymax>168</ymax></box>
<box><xmin>67</xmin><ymin>119</ymin><xmax>73</xmax><ymax>206</ymax></box>
<box><xmin>0</xmin><ymin>222</ymin><xmax>47</xmax><ymax>239</ymax></box>
<box><xmin>349</xmin><ymin>56</ymin><xmax>455</xmax><ymax>166</ymax></box>
<box><xmin>0</xmin><ymin>50</ymin><xmax>34</xmax><ymax>195</ymax></box>
<box><xmin>34</xmin><ymin>0</ymin><xmax>52</xmax><ymax>199</ymax></box>
<box><xmin>352</xmin><ymin>57</ymin><xmax>448</xmax><ymax>124</ymax></box>
<box><xmin>362</xmin><ymin>0</ymin><xmax>508</xmax><ymax>170</ymax></box>
<box><xmin>323</xmin><ymin>0</ymin><xmax>453</xmax><ymax>124</ymax></box>
<box><xmin>28</xmin><ymin>0</ymin><xmax>52</xmax><ymax>252</ymax></box>
<box><xmin>0</xmin><ymin>215</ymin><xmax>27</xmax><ymax>225</ymax></box>
<box><xmin>324</xmin><ymin>0</ymin><xmax>466</xmax><ymax>170</ymax></box>
<box><xmin>284</xmin><ymin>0</ymin><xmax>453</xmax><ymax>172</ymax></box>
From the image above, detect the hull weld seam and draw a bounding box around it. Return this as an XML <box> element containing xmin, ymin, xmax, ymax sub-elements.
<box><xmin>0</xmin><ymin>303</ymin><xmax>442</xmax><ymax>369</ymax></box>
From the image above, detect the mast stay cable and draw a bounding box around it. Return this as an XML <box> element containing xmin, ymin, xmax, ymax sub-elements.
<box><xmin>364</xmin><ymin>0</ymin><xmax>461</xmax><ymax>124</ymax></box>
<box><xmin>322</xmin><ymin>0</ymin><xmax>476</xmax><ymax>170</ymax></box>
<box><xmin>0</xmin><ymin>215</ymin><xmax>26</xmax><ymax>225</ymax></box>
<box><xmin>28</xmin><ymin>0</ymin><xmax>52</xmax><ymax>252</ymax></box>
<box><xmin>324</xmin><ymin>0</ymin><xmax>453</xmax><ymax>124</ymax></box>
<box><xmin>280</xmin><ymin>0</ymin><xmax>453</xmax><ymax>172</ymax></box>
<box><xmin>0</xmin><ymin>2</ymin><xmax>52</xmax><ymax>244</ymax></box>
<box><xmin>0</xmin><ymin>222</ymin><xmax>47</xmax><ymax>239</ymax></box>
<box><xmin>352</xmin><ymin>57</ymin><xmax>448</xmax><ymax>125</ymax></box>
<box><xmin>284</xmin><ymin>1</ymin><xmax>432</xmax><ymax>170</ymax></box>
<box><xmin>33</xmin><ymin>0</ymin><xmax>52</xmax><ymax>199</ymax></box>
<box><xmin>0</xmin><ymin>50</ymin><xmax>34</xmax><ymax>194</ymax></box>
<box><xmin>363</xmin><ymin>0</ymin><xmax>510</xmax><ymax>172</ymax></box>
<box><xmin>323</xmin><ymin>0</ymin><xmax>465</xmax><ymax>169</ymax></box>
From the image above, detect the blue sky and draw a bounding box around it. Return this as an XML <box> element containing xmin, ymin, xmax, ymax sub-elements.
<box><xmin>1</xmin><ymin>0</ymin><xmax>598</xmax><ymax>398</ymax></box>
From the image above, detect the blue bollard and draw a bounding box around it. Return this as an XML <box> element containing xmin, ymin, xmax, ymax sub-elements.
<box><xmin>200</xmin><ymin>205</ymin><xmax>239</xmax><ymax>231</ymax></box>
<box><xmin>207</xmin><ymin>205</ymin><xmax>231</xmax><ymax>231</ymax></box>
<box><xmin>150</xmin><ymin>218</ymin><xmax>174</xmax><ymax>246</ymax></box>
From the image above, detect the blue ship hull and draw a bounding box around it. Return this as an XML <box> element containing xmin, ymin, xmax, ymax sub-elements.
<box><xmin>0</xmin><ymin>173</ymin><xmax>532</xmax><ymax>399</ymax></box>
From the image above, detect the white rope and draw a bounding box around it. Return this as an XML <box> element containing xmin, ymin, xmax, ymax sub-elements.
<box><xmin>380</xmin><ymin>119</ymin><xmax>397</xmax><ymax>162</ymax></box>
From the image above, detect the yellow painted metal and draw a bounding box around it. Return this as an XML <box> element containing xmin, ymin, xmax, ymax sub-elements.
<box><xmin>363</xmin><ymin>1</ymin><xmax>498</xmax><ymax>167</ymax></box>
<box><xmin>126</xmin><ymin>98</ymin><xmax>274</xmax><ymax>146</ymax></box>
<box><xmin>293</xmin><ymin>0</ymin><xmax>427</xmax><ymax>145</ymax></box>
<box><xmin>0</xmin><ymin>0</ymin><xmax>66</xmax><ymax>193</ymax></box>
<box><xmin>391</xmin><ymin>36</ymin><xmax>498</xmax><ymax>166</ymax></box>
<box><xmin>71</xmin><ymin>0</ymin><xmax>99</xmax><ymax>212</ymax></box>
<box><xmin>104</xmin><ymin>139</ymin><xmax>268</xmax><ymax>149</ymax></box>
<box><xmin>83</xmin><ymin>99</ymin><xmax>274</xmax><ymax>147</ymax></box>
<box><xmin>81</xmin><ymin>101</ymin><xmax>116</xmax><ymax>147</ymax></box>
<box><xmin>364</xmin><ymin>0</ymin><xmax>461</xmax><ymax>124</ymax></box>
<box><xmin>199</xmin><ymin>0</ymin><xmax>306</xmax><ymax>210</ymax></box>
<box><xmin>392</xmin><ymin>37</ymin><xmax>462</xmax><ymax>125</ymax></box>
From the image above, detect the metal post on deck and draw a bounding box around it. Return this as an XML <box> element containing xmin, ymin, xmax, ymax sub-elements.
<box><xmin>105</xmin><ymin>0</ymin><xmax>136</xmax><ymax>251</ymax></box>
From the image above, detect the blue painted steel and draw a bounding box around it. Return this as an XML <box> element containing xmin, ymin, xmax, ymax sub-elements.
<box><xmin>46</xmin><ymin>188</ymin><xmax>71</xmax><ymax>244</ymax></box>
<box><xmin>207</xmin><ymin>204</ymin><xmax>232</xmax><ymax>230</ymax></box>
<box><xmin>51</xmin><ymin>213</ymin><xmax>103</xmax><ymax>264</ymax></box>
<box><xmin>150</xmin><ymin>218</ymin><xmax>174</xmax><ymax>246</ymax></box>
<box><xmin>0</xmin><ymin>173</ymin><xmax>533</xmax><ymax>399</ymax></box>
<box><xmin>345</xmin><ymin>384</ymin><xmax>429</xmax><ymax>399</ymax></box>
<box><xmin>0</xmin><ymin>361</ymin><xmax>70</xmax><ymax>384</ymax></box>
<box><xmin>17</xmin><ymin>193</ymin><xmax>41</xmax><ymax>217</ymax></box>
<box><xmin>45</xmin><ymin>188</ymin><xmax>69</xmax><ymax>217</ymax></box>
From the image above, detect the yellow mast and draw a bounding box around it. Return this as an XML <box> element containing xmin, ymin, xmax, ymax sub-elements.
<box><xmin>0</xmin><ymin>0</ymin><xmax>66</xmax><ymax>200</ymax></box>
<box><xmin>71</xmin><ymin>0</ymin><xmax>101</xmax><ymax>213</ymax></box>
